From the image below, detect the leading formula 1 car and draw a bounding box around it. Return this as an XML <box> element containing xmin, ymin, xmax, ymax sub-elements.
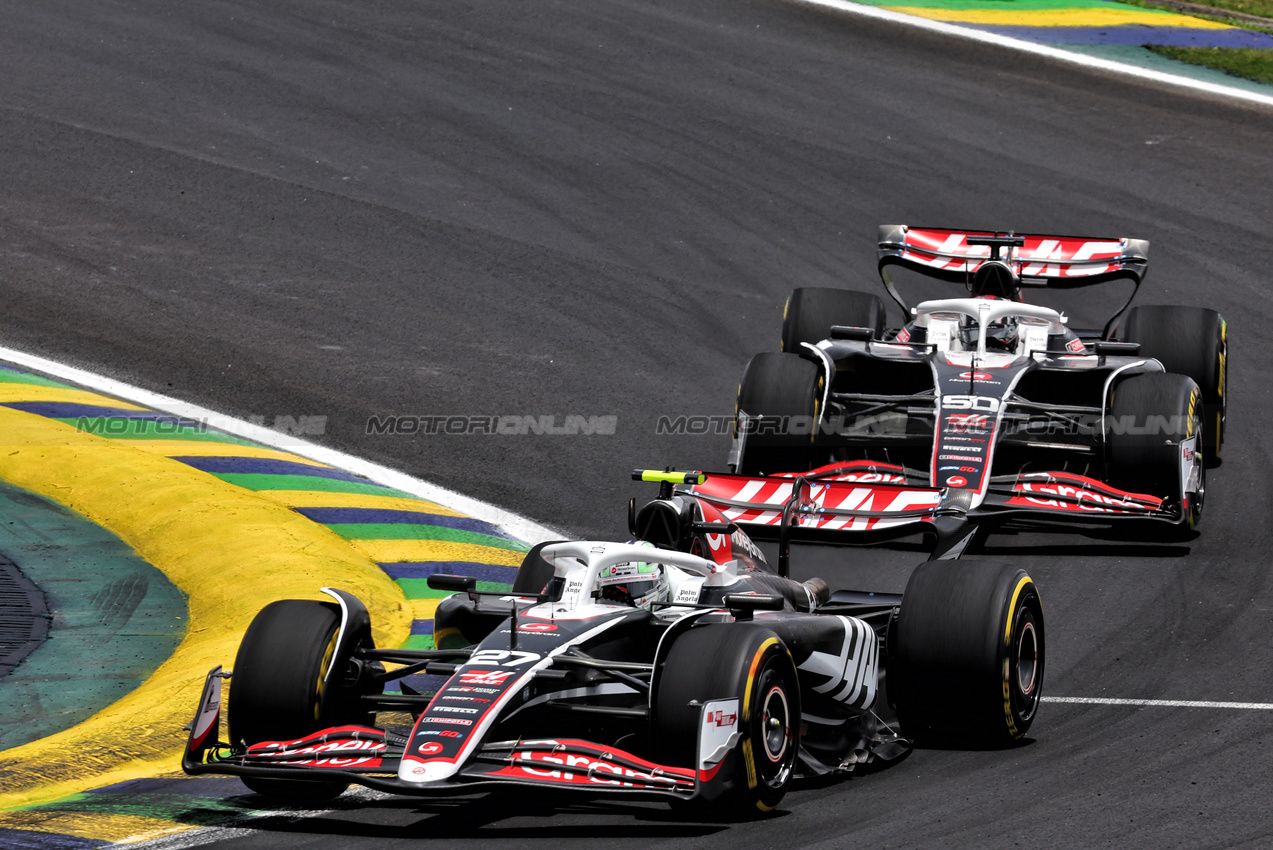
<box><xmin>181</xmin><ymin>471</ymin><xmax>1044</xmax><ymax>815</ymax></box>
<box><xmin>731</xmin><ymin>225</ymin><xmax>1227</xmax><ymax>556</ymax></box>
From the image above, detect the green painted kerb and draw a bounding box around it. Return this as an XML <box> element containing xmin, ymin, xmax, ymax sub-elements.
<box><xmin>0</xmin><ymin>481</ymin><xmax>186</xmax><ymax>751</ymax></box>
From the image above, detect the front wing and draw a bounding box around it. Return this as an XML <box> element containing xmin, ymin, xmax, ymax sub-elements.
<box><xmin>182</xmin><ymin>667</ymin><xmax>734</xmax><ymax>802</ymax></box>
<box><xmin>685</xmin><ymin>462</ymin><xmax>1181</xmax><ymax>540</ymax></box>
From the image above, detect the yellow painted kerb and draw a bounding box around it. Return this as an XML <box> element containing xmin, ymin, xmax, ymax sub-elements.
<box><xmin>887</xmin><ymin>6</ymin><xmax>1235</xmax><ymax>27</ymax></box>
<box><xmin>0</xmin><ymin>405</ymin><xmax>412</xmax><ymax>810</ymax></box>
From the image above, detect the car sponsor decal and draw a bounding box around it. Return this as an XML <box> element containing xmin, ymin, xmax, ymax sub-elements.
<box><xmin>485</xmin><ymin>739</ymin><xmax>696</xmax><ymax>790</ymax></box>
<box><xmin>243</xmin><ymin>727</ymin><xmax>387</xmax><ymax>769</ymax></box>
<box><xmin>1005</xmin><ymin>473</ymin><xmax>1164</xmax><ymax>514</ymax></box>
<box><xmin>401</xmin><ymin>612</ymin><xmax>638</xmax><ymax>783</ymax></box>
<box><xmin>947</xmin><ymin>413</ymin><xmax>991</xmax><ymax>432</ymax></box>
<box><xmin>458</xmin><ymin>670</ymin><xmax>517</xmax><ymax>685</ymax></box>
<box><xmin>893</xmin><ymin>229</ymin><xmax>1127</xmax><ymax>279</ymax></box>
<box><xmin>689</xmin><ymin>474</ymin><xmax>942</xmax><ymax>532</ymax></box>
<box><xmin>946</xmin><ymin>475</ymin><xmax>967</xmax><ymax>487</ymax></box>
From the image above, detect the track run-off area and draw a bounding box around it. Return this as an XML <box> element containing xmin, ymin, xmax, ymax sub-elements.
<box><xmin>0</xmin><ymin>351</ymin><xmax>548</xmax><ymax>845</ymax></box>
<box><xmin>2</xmin><ymin>0</ymin><xmax>1273</xmax><ymax>847</ymax></box>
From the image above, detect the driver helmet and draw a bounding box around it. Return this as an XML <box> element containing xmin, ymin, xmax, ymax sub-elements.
<box><xmin>597</xmin><ymin>545</ymin><xmax>669</xmax><ymax>610</ymax></box>
<box><xmin>969</xmin><ymin>261</ymin><xmax>1021</xmax><ymax>301</ymax></box>
<box><xmin>968</xmin><ymin>261</ymin><xmax>1021</xmax><ymax>351</ymax></box>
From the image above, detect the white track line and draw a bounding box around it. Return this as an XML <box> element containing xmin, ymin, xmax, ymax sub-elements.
<box><xmin>792</xmin><ymin>0</ymin><xmax>1273</xmax><ymax>109</ymax></box>
<box><xmin>1044</xmin><ymin>696</ymin><xmax>1273</xmax><ymax>709</ymax></box>
<box><xmin>0</xmin><ymin>344</ymin><xmax>563</xmax><ymax>544</ymax></box>
<box><xmin>121</xmin><ymin>699</ymin><xmax>1273</xmax><ymax>848</ymax></box>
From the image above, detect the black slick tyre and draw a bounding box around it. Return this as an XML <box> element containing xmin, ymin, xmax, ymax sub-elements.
<box><xmin>1121</xmin><ymin>306</ymin><xmax>1226</xmax><ymax>461</ymax></box>
<box><xmin>891</xmin><ymin>559</ymin><xmax>1044</xmax><ymax>746</ymax></box>
<box><xmin>735</xmin><ymin>352</ymin><xmax>820</xmax><ymax>475</ymax></box>
<box><xmin>1107</xmin><ymin>372</ymin><xmax>1203</xmax><ymax>528</ymax></box>
<box><xmin>781</xmin><ymin>287</ymin><xmax>886</xmax><ymax>351</ymax></box>
<box><xmin>228</xmin><ymin>599</ymin><xmax>351</xmax><ymax>802</ymax></box>
<box><xmin>655</xmin><ymin>624</ymin><xmax>800</xmax><ymax>814</ymax></box>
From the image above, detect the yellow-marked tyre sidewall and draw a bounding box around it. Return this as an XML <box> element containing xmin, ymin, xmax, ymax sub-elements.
<box><xmin>894</xmin><ymin>559</ymin><xmax>1045</xmax><ymax>746</ymax></box>
<box><xmin>741</xmin><ymin>638</ymin><xmax>799</xmax><ymax>813</ymax></box>
<box><xmin>654</xmin><ymin>625</ymin><xmax>799</xmax><ymax>814</ymax></box>
<box><xmin>1000</xmin><ymin>577</ymin><xmax>1044</xmax><ymax>740</ymax></box>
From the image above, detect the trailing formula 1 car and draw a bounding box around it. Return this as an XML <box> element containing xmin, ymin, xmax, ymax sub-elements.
<box><xmin>181</xmin><ymin>471</ymin><xmax>1044</xmax><ymax>815</ymax></box>
<box><xmin>732</xmin><ymin>225</ymin><xmax>1226</xmax><ymax>552</ymax></box>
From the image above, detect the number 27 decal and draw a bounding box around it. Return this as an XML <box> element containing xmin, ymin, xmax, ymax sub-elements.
<box><xmin>468</xmin><ymin>649</ymin><xmax>541</xmax><ymax>667</ymax></box>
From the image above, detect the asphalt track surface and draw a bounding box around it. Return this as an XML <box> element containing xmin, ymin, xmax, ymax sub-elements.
<box><xmin>2</xmin><ymin>0</ymin><xmax>1273</xmax><ymax>847</ymax></box>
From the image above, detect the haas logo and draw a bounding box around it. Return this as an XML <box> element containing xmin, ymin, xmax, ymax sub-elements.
<box><xmin>707</xmin><ymin>709</ymin><xmax>737</xmax><ymax>728</ymax></box>
<box><xmin>948</xmin><ymin>413</ymin><xmax>990</xmax><ymax>431</ymax></box>
<box><xmin>459</xmin><ymin>671</ymin><xmax>516</xmax><ymax>685</ymax></box>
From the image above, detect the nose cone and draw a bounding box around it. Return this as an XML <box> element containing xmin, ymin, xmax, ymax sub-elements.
<box><xmin>400</xmin><ymin>758</ymin><xmax>461</xmax><ymax>784</ymax></box>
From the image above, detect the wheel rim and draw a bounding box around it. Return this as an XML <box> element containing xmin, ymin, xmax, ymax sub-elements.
<box><xmin>754</xmin><ymin>667</ymin><xmax>795</xmax><ymax>789</ymax></box>
<box><xmin>1011</xmin><ymin>602</ymin><xmax>1041</xmax><ymax>723</ymax></box>
<box><xmin>313</xmin><ymin>630</ymin><xmax>339</xmax><ymax>724</ymax></box>
<box><xmin>761</xmin><ymin>685</ymin><xmax>790</xmax><ymax>764</ymax></box>
<box><xmin>1016</xmin><ymin>621</ymin><xmax>1038</xmax><ymax>697</ymax></box>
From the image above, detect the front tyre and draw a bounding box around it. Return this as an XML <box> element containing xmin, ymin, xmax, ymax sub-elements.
<box><xmin>228</xmin><ymin>599</ymin><xmax>353</xmax><ymax>802</ymax></box>
<box><xmin>655</xmin><ymin>625</ymin><xmax>800</xmax><ymax>814</ymax></box>
<box><xmin>1107</xmin><ymin>372</ymin><xmax>1204</xmax><ymax>529</ymax></box>
<box><xmin>891</xmin><ymin>559</ymin><xmax>1044</xmax><ymax>746</ymax></box>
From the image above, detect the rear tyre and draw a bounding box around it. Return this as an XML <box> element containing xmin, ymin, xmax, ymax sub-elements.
<box><xmin>781</xmin><ymin>288</ymin><xmax>886</xmax><ymax>351</ymax></box>
<box><xmin>735</xmin><ymin>352</ymin><xmax>820</xmax><ymax>475</ymax></box>
<box><xmin>228</xmin><ymin>600</ymin><xmax>352</xmax><ymax>802</ymax></box>
<box><xmin>891</xmin><ymin>559</ymin><xmax>1044</xmax><ymax>746</ymax></box>
<box><xmin>1107</xmin><ymin>372</ymin><xmax>1203</xmax><ymax>529</ymax></box>
<box><xmin>656</xmin><ymin>625</ymin><xmax>800</xmax><ymax>814</ymax></box>
<box><xmin>1121</xmin><ymin>306</ymin><xmax>1226</xmax><ymax>462</ymax></box>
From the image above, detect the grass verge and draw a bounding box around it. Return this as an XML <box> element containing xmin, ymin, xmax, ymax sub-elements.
<box><xmin>1146</xmin><ymin>44</ymin><xmax>1273</xmax><ymax>82</ymax></box>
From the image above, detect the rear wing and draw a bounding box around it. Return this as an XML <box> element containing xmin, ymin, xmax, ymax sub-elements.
<box><xmin>877</xmin><ymin>225</ymin><xmax>1148</xmax><ymax>335</ymax></box>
